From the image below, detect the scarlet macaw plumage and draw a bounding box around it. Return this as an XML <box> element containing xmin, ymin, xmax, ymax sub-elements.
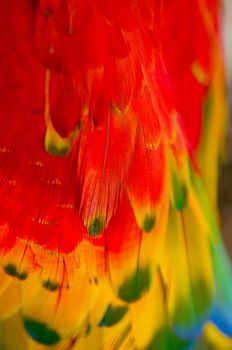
<box><xmin>0</xmin><ymin>0</ymin><xmax>231</xmax><ymax>349</ymax></box>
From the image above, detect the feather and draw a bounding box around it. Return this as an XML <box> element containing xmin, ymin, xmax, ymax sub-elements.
<box><xmin>0</xmin><ymin>0</ymin><xmax>231</xmax><ymax>349</ymax></box>
<box><xmin>126</xmin><ymin>132</ymin><xmax>166</xmax><ymax>232</ymax></box>
<box><xmin>77</xmin><ymin>110</ymin><xmax>136</xmax><ymax>234</ymax></box>
<box><xmin>20</xmin><ymin>268</ymin><xmax>100</xmax><ymax>345</ymax></box>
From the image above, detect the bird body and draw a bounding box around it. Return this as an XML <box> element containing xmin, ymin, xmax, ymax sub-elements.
<box><xmin>0</xmin><ymin>1</ymin><xmax>231</xmax><ymax>349</ymax></box>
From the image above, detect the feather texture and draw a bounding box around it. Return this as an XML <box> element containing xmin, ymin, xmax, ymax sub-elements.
<box><xmin>0</xmin><ymin>0</ymin><xmax>231</xmax><ymax>349</ymax></box>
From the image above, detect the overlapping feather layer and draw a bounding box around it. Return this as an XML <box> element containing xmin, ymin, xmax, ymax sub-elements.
<box><xmin>0</xmin><ymin>1</ymin><xmax>231</xmax><ymax>349</ymax></box>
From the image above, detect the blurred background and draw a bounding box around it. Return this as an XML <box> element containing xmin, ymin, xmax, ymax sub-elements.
<box><xmin>220</xmin><ymin>0</ymin><xmax>232</xmax><ymax>257</ymax></box>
